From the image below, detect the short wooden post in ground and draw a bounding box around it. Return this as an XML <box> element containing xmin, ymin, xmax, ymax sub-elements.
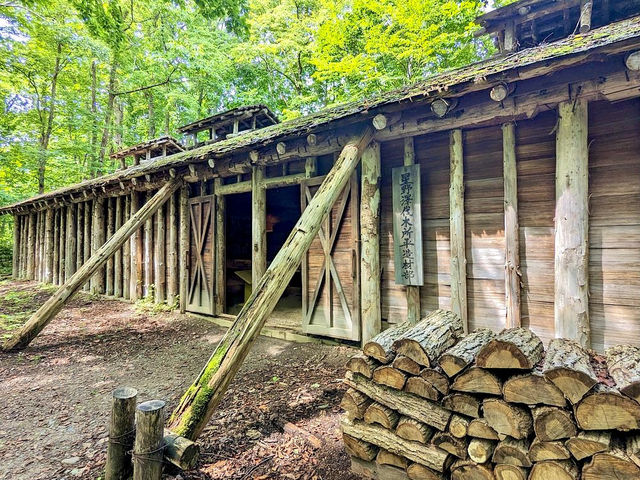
<box><xmin>105</xmin><ymin>387</ymin><xmax>138</xmax><ymax>480</ymax></box>
<box><xmin>133</xmin><ymin>400</ymin><xmax>166</xmax><ymax>480</ymax></box>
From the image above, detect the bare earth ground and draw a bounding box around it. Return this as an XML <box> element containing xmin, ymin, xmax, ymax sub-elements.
<box><xmin>0</xmin><ymin>280</ymin><xmax>362</xmax><ymax>480</ymax></box>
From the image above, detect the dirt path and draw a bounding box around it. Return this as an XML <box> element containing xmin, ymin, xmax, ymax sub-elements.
<box><xmin>0</xmin><ymin>281</ymin><xmax>361</xmax><ymax>480</ymax></box>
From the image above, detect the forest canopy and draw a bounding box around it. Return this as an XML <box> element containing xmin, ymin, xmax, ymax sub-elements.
<box><xmin>0</xmin><ymin>0</ymin><xmax>495</xmax><ymax>216</ymax></box>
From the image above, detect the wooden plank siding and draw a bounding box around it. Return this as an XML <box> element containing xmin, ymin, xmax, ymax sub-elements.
<box><xmin>588</xmin><ymin>99</ymin><xmax>640</xmax><ymax>351</ymax></box>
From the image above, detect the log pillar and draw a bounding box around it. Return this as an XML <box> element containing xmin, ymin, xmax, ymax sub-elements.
<box><xmin>179</xmin><ymin>185</ymin><xmax>189</xmax><ymax>313</ymax></box>
<box><xmin>404</xmin><ymin>137</ymin><xmax>421</xmax><ymax>325</ymax></box>
<box><xmin>214</xmin><ymin>178</ymin><xmax>226</xmax><ymax>315</ymax></box>
<box><xmin>360</xmin><ymin>142</ymin><xmax>382</xmax><ymax>344</ymax></box>
<box><xmin>131</xmin><ymin>192</ymin><xmax>143</xmax><ymax>300</ymax></box>
<box><xmin>66</xmin><ymin>203</ymin><xmax>77</xmax><ymax>281</ymax></box>
<box><xmin>83</xmin><ymin>200</ymin><xmax>92</xmax><ymax>291</ymax></box>
<box><xmin>35</xmin><ymin>211</ymin><xmax>41</xmax><ymax>281</ymax></box>
<box><xmin>12</xmin><ymin>215</ymin><xmax>19</xmax><ymax>279</ymax></box>
<box><xmin>252</xmin><ymin>166</ymin><xmax>267</xmax><ymax>287</ymax></box>
<box><xmin>143</xmin><ymin>193</ymin><xmax>153</xmax><ymax>298</ymax></box>
<box><xmin>503</xmin><ymin>123</ymin><xmax>521</xmax><ymax>328</ymax></box>
<box><xmin>154</xmin><ymin>203</ymin><xmax>166</xmax><ymax>303</ymax></box>
<box><xmin>52</xmin><ymin>210</ymin><xmax>59</xmax><ymax>284</ymax></box>
<box><xmin>449</xmin><ymin>129</ymin><xmax>468</xmax><ymax>333</ymax></box>
<box><xmin>58</xmin><ymin>210</ymin><xmax>65</xmax><ymax>285</ymax></box>
<box><xmin>91</xmin><ymin>197</ymin><xmax>105</xmax><ymax>294</ymax></box>
<box><xmin>44</xmin><ymin>208</ymin><xmax>54</xmax><ymax>283</ymax></box>
<box><xmin>555</xmin><ymin>99</ymin><xmax>590</xmax><ymax>347</ymax></box>
<box><xmin>167</xmin><ymin>192</ymin><xmax>178</xmax><ymax>305</ymax></box>
<box><xmin>76</xmin><ymin>201</ymin><xmax>84</xmax><ymax>273</ymax></box>
<box><xmin>106</xmin><ymin>198</ymin><xmax>115</xmax><ymax>296</ymax></box>
<box><xmin>114</xmin><ymin>197</ymin><xmax>123</xmax><ymax>298</ymax></box>
<box><xmin>123</xmin><ymin>196</ymin><xmax>131</xmax><ymax>299</ymax></box>
<box><xmin>19</xmin><ymin>216</ymin><xmax>26</xmax><ymax>279</ymax></box>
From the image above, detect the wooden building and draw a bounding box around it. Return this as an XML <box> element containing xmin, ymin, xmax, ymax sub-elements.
<box><xmin>3</xmin><ymin>0</ymin><xmax>640</xmax><ymax>352</ymax></box>
<box><xmin>110</xmin><ymin>136</ymin><xmax>184</xmax><ymax>169</ymax></box>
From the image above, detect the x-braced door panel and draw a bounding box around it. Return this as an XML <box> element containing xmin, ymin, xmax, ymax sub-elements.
<box><xmin>187</xmin><ymin>195</ymin><xmax>215</xmax><ymax>315</ymax></box>
<box><xmin>301</xmin><ymin>175</ymin><xmax>360</xmax><ymax>340</ymax></box>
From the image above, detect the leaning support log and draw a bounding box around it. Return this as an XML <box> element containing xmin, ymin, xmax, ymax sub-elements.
<box><xmin>167</xmin><ymin>128</ymin><xmax>374</xmax><ymax>440</ymax></box>
<box><xmin>555</xmin><ymin>99</ymin><xmax>590</xmax><ymax>347</ymax></box>
<box><xmin>105</xmin><ymin>387</ymin><xmax>137</xmax><ymax>480</ymax></box>
<box><xmin>2</xmin><ymin>179</ymin><xmax>182</xmax><ymax>352</ymax></box>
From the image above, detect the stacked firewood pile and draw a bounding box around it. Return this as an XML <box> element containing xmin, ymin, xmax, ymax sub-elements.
<box><xmin>340</xmin><ymin>309</ymin><xmax>640</xmax><ymax>480</ymax></box>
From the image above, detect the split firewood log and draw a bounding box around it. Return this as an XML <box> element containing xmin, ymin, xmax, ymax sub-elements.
<box><xmin>449</xmin><ymin>414</ymin><xmax>471</xmax><ymax>439</ymax></box>
<box><xmin>396</xmin><ymin>416</ymin><xmax>434</xmax><ymax>444</ymax></box>
<box><xmin>582</xmin><ymin>448</ymin><xmax>640</xmax><ymax>480</ymax></box>
<box><xmin>475</xmin><ymin>327</ymin><xmax>543</xmax><ymax>370</ymax></box>
<box><xmin>450</xmin><ymin>459</ymin><xmax>494</xmax><ymax>480</ymax></box>
<box><xmin>343</xmin><ymin>433</ymin><xmax>378</xmax><ymax>461</ymax></box>
<box><xmin>606</xmin><ymin>344</ymin><xmax>640</xmax><ymax>403</ymax></box>
<box><xmin>406</xmin><ymin>462</ymin><xmax>445</xmax><ymax>480</ymax></box>
<box><xmin>531</xmin><ymin>406</ymin><xmax>576</xmax><ymax>441</ymax></box>
<box><xmin>542</xmin><ymin>338</ymin><xmax>597</xmax><ymax>404</ymax></box>
<box><xmin>529</xmin><ymin>460</ymin><xmax>578</xmax><ymax>480</ymax></box>
<box><xmin>376</xmin><ymin>449</ymin><xmax>409</xmax><ymax>469</ymax></box>
<box><xmin>347</xmin><ymin>353</ymin><xmax>379</xmax><ymax>379</ymax></box>
<box><xmin>626</xmin><ymin>433</ymin><xmax>640</xmax><ymax>467</ymax></box>
<box><xmin>493</xmin><ymin>464</ymin><xmax>527</xmax><ymax>480</ymax></box>
<box><xmin>439</xmin><ymin>328</ymin><xmax>496</xmax><ymax>377</ymax></box>
<box><xmin>565</xmin><ymin>431</ymin><xmax>612</xmax><ymax>461</ymax></box>
<box><xmin>345</xmin><ymin>371</ymin><xmax>452</xmax><ymax>431</ymax></box>
<box><xmin>340</xmin><ymin>417</ymin><xmax>451</xmax><ymax>472</ymax></box>
<box><xmin>392</xmin><ymin>310</ymin><xmax>464</xmax><ymax>367</ymax></box>
<box><xmin>528</xmin><ymin>438</ymin><xmax>571</xmax><ymax>462</ymax></box>
<box><xmin>351</xmin><ymin>456</ymin><xmax>411</xmax><ymax>480</ymax></box>
<box><xmin>467</xmin><ymin>438</ymin><xmax>496</xmax><ymax>464</ymax></box>
<box><xmin>502</xmin><ymin>372</ymin><xmax>567</xmax><ymax>407</ymax></box>
<box><xmin>442</xmin><ymin>393</ymin><xmax>481</xmax><ymax>419</ymax></box>
<box><xmin>404</xmin><ymin>376</ymin><xmax>440</xmax><ymax>401</ymax></box>
<box><xmin>364</xmin><ymin>402</ymin><xmax>400</xmax><ymax>429</ymax></box>
<box><xmin>432</xmin><ymin>432</ymin><xmax>468</xmax><ymax>459</ymax></box>
<box><xmin>393</xmin><ymin>355</ymin><xmax>422</xmax><ymax>375</ymax></box>
<box><xmin>419</xmin><ymin>368</ymin><xmax>450</xmax><ymax>395</ymax></box>
<box><xmin>373</xmin><ymin>365</ymin><xmax>407</xmax><ymax>390</ymax></box>
<box><xmin>451</xmin><ymin>367</ymin><xmax>502</xmax><ymax>396</ymax></box>
<box><xmin>483</xmin><ymin>399</ymin><xmax>532</xmax><ymax>439</ymax></box>
<box><xmin>492</xmin><ymin>437</ymin><xmax>532</xmax><ymax>467</ymax></box>
<box><xmin>363</xmin><ymin>322</ymin><xmax>412</xmax><ymax>363</ymax></box>
<box><xmin>575</xmin><ymin>384</ymin><xmax>640</xmax><ymax>431</ymax></box>
<box><xmin>340</xmin><ymin>388</ymin><xmax>372</xmax><ymax>420</ymax></box>
<box><xmin>467</xmin><ymin>418</ymin><xmax>499</xmax><ymax>440</ymax></box>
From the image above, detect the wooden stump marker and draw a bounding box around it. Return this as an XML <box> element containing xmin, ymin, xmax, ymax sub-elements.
<box><xmin>105</xmin><ymin>387</ymin><xmax>137</xmax><ymax>480</ymax></box>
<box><xmin>133</xmin><ymin>400</ymin><xmax>165</xmax><ymax>480</ymax></box>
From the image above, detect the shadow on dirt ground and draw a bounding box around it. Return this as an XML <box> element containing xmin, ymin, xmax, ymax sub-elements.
<box><xmin>0</xmin><ymin>280</ymin><xmax>362</xmax><ymax>480</ymax></box>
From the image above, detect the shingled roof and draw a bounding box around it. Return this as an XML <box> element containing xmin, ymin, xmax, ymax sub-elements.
<box><xmin>2</xmin><ymin>15</ymin><xmax>640</xmax><ymax>214</ymax></box>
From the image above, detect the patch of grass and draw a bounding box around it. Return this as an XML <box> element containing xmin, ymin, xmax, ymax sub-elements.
<box><xmin>0</xmin><ymin>312</ymin><xmax>28</xmax><ymax>339</ymax></box>
<box><xmin>134</xmin><ymin>285</ymin><xmax>179</xmax><ymax>315</ymax></box>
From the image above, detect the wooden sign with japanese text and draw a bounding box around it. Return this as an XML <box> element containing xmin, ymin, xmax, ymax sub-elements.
<box><xmin>392</xmin><ymin>164</ymin><xmax>423</xmax><ymax>286</ymax></box>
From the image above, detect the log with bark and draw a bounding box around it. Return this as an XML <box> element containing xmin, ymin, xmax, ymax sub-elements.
<box><xmin>502</xmin><ymin>372</ymin><xmax>567</xmax><ymax>407</ymax></box>
<box><xmin>340</xmin><ymin>417</ymin><xmax>451</xmax><ymax>472</ymax></box>
<box><xmin>531</xmin><ymin>406</ymin><xmax>576</xmax><ymax>441</ymax></box>
<box><xmin>396</xmin><ymin>416</ymin><xmax>434</xmax><ymax>444</ymax></box>
<box><xmin>351</xmin><ymin>456</ymin><xmax>410</xmax><ymax>480</ymax></box>
<box><xmin>606</xmin><ymin>344</ymin><xmax>640</xmax><ymax>403</ymax></box>
<box><xmin>467</xmin><ymin>438</ymin><xmax>496</xmax><ymax>464</ymax></box>
<box><xmin>575</xmin><ymin>385</ymin><xmax>640</xmax><ymax>431</ymax></box>
<box><xmin>442</xmin><ymin>393</ymin><xmax>481</xmax><ymax>419</ymax></box>
<box><xmin>341</xmin><ymin>388</ymin><xmax>372</xmax><ymax>420</ymax></box>
<box><xmin>582</xmin><ymin>449</ymin><xmax>640</xmax><ymax>480</ymax></box>
<box><xmin>492</xmin><ymin>437</ymin><xmax>532</xmax><ymax>467</ymax></box>
<box><xmin>392</xmin><ymin>310</ymin><xmax>463</xmax><ymax>367</ymax></box>
<box><xmin>542</xmin><ymin>338</ymin><xmax>597</xmax><ymax>404</ymax></box>
<box><xmin>528</xmin><ymin>438</ymin><xmax>571</xmax><ymax>461</ymax></box>
<box><xmin>451</xmin><ymin>367</ymin><xmax>502</xmax><ymax>396</ymax></box>
<box><xmin>373</xmin><ymin>366</ymin><xmax>407</xmax><ymax>390</ymax></box>
<box><xmin>529</xmin><ymin>460</ymin><xmax>578</xmax><ymax>480</ymax></box>
<box><xmin>449</xmin><ymin>414</ymin><xmax>471</xmax><ymax>439</ymax></box>
<box><xmin>343</xmin><ymin>433</ymin><xmax>378</xmax><ymax>461</ymax></box>
<box><xmin>363</xmin><ymin>322</ymin><xmax>412</xmax><ymax>363</ymax></box>
<box><xmin>476</xmin><ymin>328</ymin><xmax>543</xmax><ymax>370</ymax></box>
<box><xmin>406</xmin><ymin>463</ymin><xmax>445</xmax><ymax>480</ymax></box>
<box><xmin>345</xmin><ymin>371</ymin><xmax>452</xmax><ymax>431</ymax></box>
<box><xmin>493</xmin><ymin>464</ymin><xmax>527</xmax><ymax>480</ymax></box>
<box><xmin>432</xmin><ymin>432</ymin><xmax>468</xmax><ymax>459</ymax></box>
<box><xmin>439</xmin><ymin>328</ymin><xmax>496</xmax><ymax>377</ymax></box>
<box><xmin>467</xmin><ymin>419</ymin><xmax>499</xmax><ymax>440</ymax></box>
<box><xmin>419</xmin><ymin>368</ymin><xmax>450</xmax><ymax>396</ymax></box>
<box><xmin>377</xmin><ymin>449</ymin><xmax>409</xmax><ymax>469</ymax></box>
<box><xmin>347</xmin><ymin>353</ymin><xmax>379</xmax><ymax>379</ymax></box>
<box><xmin>483</xmin><ymin>399</ymin><xmax>532</xmax><ymax>440</ymax></box>
<box><xmin>404</xmin><ymin>376</ymin><xmax>440</xmax><ymax>401</ymax></box>
<box><xmin>450</xmin><ymin>460</ymin><xmax>494</xmax><ymax>480</ymax></box>
<box><xmin>565</xmin><ymin>431</ymin><xmax>612</xmax><ymax>461</ymax></box>
<box><xmin>364</xmin><ymin>402</ymin><xmax>400</xmax><ymax>429</ymax></box>
<box><xmin>393</xmin><ymin>355</ymin><xmax>422</xmax><ymax>375</ymax></box>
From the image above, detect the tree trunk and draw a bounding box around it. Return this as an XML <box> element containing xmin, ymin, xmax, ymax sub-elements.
<box><xmin>98</xmin><ymin>53</ymin><xmax>119</xmax><ymax>173</ymax></box>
